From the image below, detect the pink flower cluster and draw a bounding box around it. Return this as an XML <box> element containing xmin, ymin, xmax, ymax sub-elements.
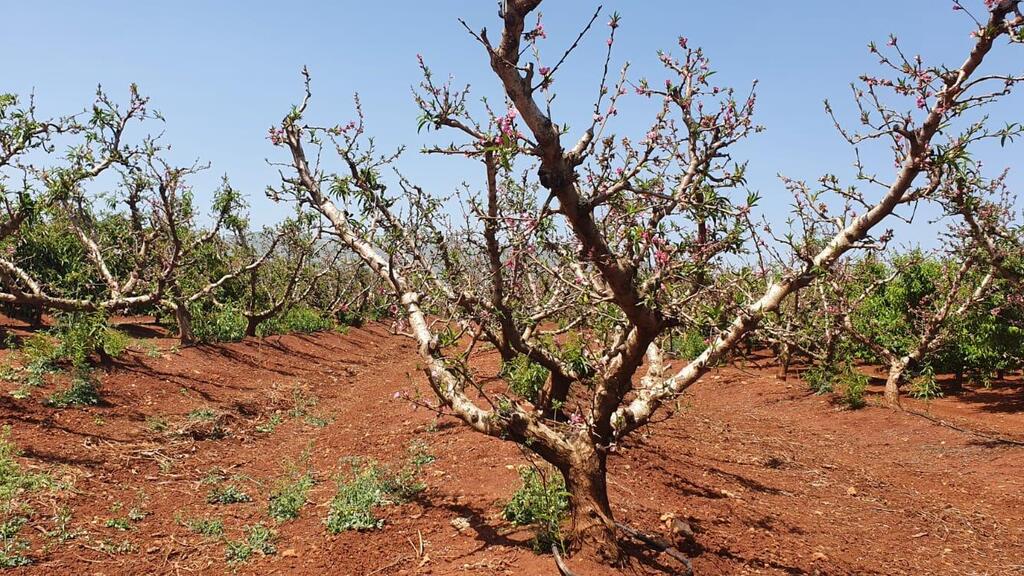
<box><xmin>267</xmin><ymin>126</ymin><xmax>285</xmax><ymax>145</ymax></box>
<box><xmin>497</xmin><ymin>107</ymin><xmax>520</xmax><ymax>138</ymax></box>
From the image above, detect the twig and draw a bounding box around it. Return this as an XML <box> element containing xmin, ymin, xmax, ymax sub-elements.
<box><xmin>552</xmin><ymin>544</ymin><xmax>579</xmax><ymax>576</ymax></box>
<box><xmin>616</xmin><ymin>522</ymin><xmax>694</xmax><ymax>576</ymax></box>
<box><xmin>903</xmin><ymin>408</ymin><xmax>1024</xmax><ymax>447</ymax></box>
<box><xmin>366</xmin><ymin>554</ymin><xmax>411</xmax><ymax>576</ymax></box>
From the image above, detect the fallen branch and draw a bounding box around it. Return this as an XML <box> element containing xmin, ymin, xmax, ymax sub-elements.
<box><xmin>552</xmin><ymin>544</ymin><xmax>579</xmax><ymax>576</ymax></box>
<box><xmin>616</xmin><ymin>522</ymin><xmax>694</xmax><ymax>576</ymax></box>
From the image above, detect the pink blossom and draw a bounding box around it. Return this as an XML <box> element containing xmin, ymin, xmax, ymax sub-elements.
<box><xmin>654</xmin><ymin>249</ymin><xmax>670</xmax><ymax>267</ymax></box>
<box><xmin>267</xmin><ymin>126</ymin><xmax>285</xmax><ymax>145</ymax></box>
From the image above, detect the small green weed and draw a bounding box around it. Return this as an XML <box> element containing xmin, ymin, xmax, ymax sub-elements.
<box><xmin>503</xmin><ymin>466</ymin><xmax>569</xmax><ymax>553</ymax></box>
<box><xmin>183</xmin><ymin>516</ymin><xmax>224</xmax><ymax>537</ymax></box>
<box><xmin>0</xmin><ymin>517</ymin><xmax>31</xmax><ymax>567</ymax></box>
<box><xmin>104</xmin><ymin>517</ymin><xmax>132</xmax><ymax>531</ymax></box>
<box><xmin>303</xmin><ymin>415</ymin><xmax>330</xmax><ymax>428</ymax></box>
<box><xmin>1</xmin><ymin>426</ymin><xmax>52</xmax><ymax>504</ymax></box>
<box><xmin>44</xmin><ymin>371</ymin><xmax>100</xmax><ymax>408</ymax></box>
<box><xmin>255</xmin><ymin>413</ymin><xmax>283</xmax><ymax>434</ymax></box>
<box><xmin>46</xmin><ymin>507</ymin><xmax>83</xmax><ymax>543</ymax></box>
<box><xmin>207</xmin><ymin>484</ymin><xmax>251</xmax><ymax>505</ymax></box>
<box><xmin>225</xmin><ymin>523</ymin><xmax>277</xmax><ymax>565</ymax></box>
<box><xmin>97</xmin><ymin>539</ymin><xmax>135</xmax><ymax>555</ymax></box>
<box><xmin>187</xmin><ymin>407</ymin><xmax>217</xmax><ymax>422</ymax></box>
<box><xmin>268</xmin><ymin>468</ymin><xmax>315</xmax><ymax>522</ymax></box>
<box><xmin>145</xmin><ymin>416</ymin><xmax>169</xmax><ymax>433</ymax></box>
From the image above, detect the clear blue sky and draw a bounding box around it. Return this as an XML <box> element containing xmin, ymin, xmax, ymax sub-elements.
<box><xmin>3</xmin><ymin>1</ymin><xmax>1020</xmax><ymax>248</ymax></box>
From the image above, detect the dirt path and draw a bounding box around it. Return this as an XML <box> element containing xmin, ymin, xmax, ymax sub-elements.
<box><xmin>2</xmin><ymin>324</ymin><xmax>1023</xmax><ymax>575</ymax></box>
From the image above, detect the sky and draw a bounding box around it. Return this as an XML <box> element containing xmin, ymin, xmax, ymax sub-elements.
<box><xmin>3</xmin><ymin>1</ymin><xmax>1021</xmax><ymax>249</ymax></box>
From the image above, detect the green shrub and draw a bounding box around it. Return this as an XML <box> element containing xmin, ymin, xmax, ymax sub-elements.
<box><xmin>841</xmin><ymin>367</ymin><xmax>869</xmax><ymax>409</ymax></box>
<box><xmin>500</xmin><ymin>355</ymin><xmax>549</xmax><ymax>403</ymax></box>
<box><xmin>558</xmin><ymin>335</ymin><xmax>592</xmax><ymax>377</ymax></box>
<box><xmin>21</xmin><ymin>334</ymin><xmax>58</xmax><ymax>383</ymax></box>
<box><xmin>666</xmin><ymin>328</ymin><xmax>707</xmax><ymax>361</ymax></box>
<box><xmin>256</xmin><ymin>305</ymin><xmax>333</xmax><ymax>337</ymax></box>
<box><xmin>803</xmin><ymin>361</ymin><xmax>868</xmax><ymax>407</ymax></box>
<box><xmin>10</xmin><ymin>313</ymin><xmax>125</xmax><ymax>401</ymax></box>
<box><xmin>503</xmin><ymin>466</ymin><xmax>568</xmax><ymax>553</ymax></box>
<box><xmin>335</xmin><ymin>309</ymin><xmax>365</xmax><ymax>328</ymax></box>
<box><xmin>188</xmin><ymin>303</ymin><xmax>247</xmax><ymax>343</ymax></box>
<box><xmin>50</xmin><ymin>312</ymin><xmax>128</xmax><ymax>367</ymax></box>
<box><xmin>802</xmin><ymin>364</ymin><xmax>835</xmax><ymax>395</ymax></box>
<box><xmin>909</xmin><ymin>365</ymin><xmax>942</xmax><ymax>400</ymax></box>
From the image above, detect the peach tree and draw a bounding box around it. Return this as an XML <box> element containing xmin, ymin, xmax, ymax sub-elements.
<box><xmin>269</xmin><ymin>0</ymin><xmax>1023</xmax><ymax>565</ymax></box>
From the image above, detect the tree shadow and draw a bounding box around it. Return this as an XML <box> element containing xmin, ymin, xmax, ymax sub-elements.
<box><xmin>709</xmin><ymin>547</ymin><xmax>809</xmax><ymax>575</ymax></box>
<box><xmin>21</xmin><ymin>445</ymin><xmax>108</xmax><ymax>468</ymax></box>
<box><xmin>414</xmin><ymin>495</ymin><xmax>692</xmax><ymax>575</ymax></box>
<box><xmin>192</xmin><ymin>345</ymin><xmax>299</xmax><ymax>377</ymax></box>
<box><xmin>950</xmin><ymin>383</ymin><xmax>1024</xmax><ymax>414</ymax></box>
<box><xmin>110</xmin><ymin>322</ymin><xmax>167</xmax><ymax>339</ymax></box>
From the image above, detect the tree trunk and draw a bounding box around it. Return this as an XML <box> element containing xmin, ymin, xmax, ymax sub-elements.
<box><xmin>561</xmin><ymin>447</ymin><xmax>621</xmax><ymax>564</ymax></box>
<box><xmin>538</xmin><ymin>373</ymin><xmax>571</xmax><ymax>418</ymax></box>
<box><xmin>246</xmin><ymin>316</ymin><xmax>260</xmax><ymax>338</ymax></box>
<box><xmin>174</xmin><ymin>302</ymin><xmax>196</xmax><ymax>346</ymax></box>
<box><xmin>884</xmin><ymin>358</ymin><xmax>908</xmax><ymax>409</ymax></box>
<box><xmin>779</xmin><ymin>342</ymin><xmax>791</xmax><ymax>380</ymax></box>
<box><xmin>29</xmin><ymin>305</ymin><xmax>43</xmax><ymax>328</ymax></box>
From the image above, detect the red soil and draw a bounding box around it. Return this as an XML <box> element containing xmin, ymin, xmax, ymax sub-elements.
<box><xmin>1</xmin><ymin>321</ymin><xmax>1022</xmax><ymax>575</ymax></box>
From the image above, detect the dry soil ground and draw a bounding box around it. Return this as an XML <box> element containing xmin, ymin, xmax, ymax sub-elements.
<box><xmin>1</xmin><ymin>320</ymin><xmax>1022</xmax><ymax>575</ymax></box>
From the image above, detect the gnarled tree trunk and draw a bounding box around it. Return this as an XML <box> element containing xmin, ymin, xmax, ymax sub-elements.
<box><xmin>884</xmin><ymin>357</ymin><xmax>909</xmax><ymax>409</ymax></box>
<box><xmin>559</xmin><ymin>444</ymin><xmax>620</xmax><ymax>564</ymax></box>
<box><xmin>174</xmin><ymin>301</ymin><xmax>196</xmax><ymax>346</ymax></box>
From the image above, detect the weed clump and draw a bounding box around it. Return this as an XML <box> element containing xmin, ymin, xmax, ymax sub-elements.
<box><xmin>268</xmin><ymin>457</ymin><xmax>316</xmax><ymax>522</ymax></box>
<box><xmin>207</xmin><ymin>484</ymin><xmax>251</xmax><ymax>505</ymax></box>
<box><xmin>325</xmin><ymin>442</ymin><xmax>433</xmax><ymax>533</ymax></box>
<box><xmin>225</xmin><ymin>523</ymin><xmax>277</xmax><ymax>564</ymax></box>
<box><xmin>0</xmin><ymin>427</ymin><xmax>54</xmax><ymax>567</ymax></box>
<box><xmin>503</xmin><ymin>466</ymin><xmax>569</xmax><ymax>553</ymax></box>
<box><xmin>183</xmin><ymin>516</ymin><xmax>224</xmax><ymax>537</ymax></box>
